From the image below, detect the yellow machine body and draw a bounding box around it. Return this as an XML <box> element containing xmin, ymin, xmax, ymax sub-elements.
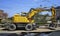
<box><xmin>13</xmin><ymin>14</ymin><xmax>34</xmax><ymax>23</ymax></box>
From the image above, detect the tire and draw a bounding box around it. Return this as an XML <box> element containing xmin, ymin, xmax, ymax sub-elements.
<box><xmin>8</xmin><ymin>24</ymin><xmax>16</xmax><ymax>31</ymax></box>
<box><xmin>25</xmin><ymin>24</ymin><xmax>33</xmax><ymax>31</ymax></box>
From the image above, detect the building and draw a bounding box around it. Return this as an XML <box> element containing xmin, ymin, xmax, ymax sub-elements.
<box><xmin>55</xmin><ymin>6</ymin><xmax>60</xmax><ymax>20</ymax></box>
<box><xmin>0</xmin><ymin>10</ymin><xmax>8</xmax><ymax>19</ymax></box>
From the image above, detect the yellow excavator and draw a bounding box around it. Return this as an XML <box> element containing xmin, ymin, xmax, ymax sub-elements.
<box><xmin>4</xmin><ymin>7</ymin><xmax>56</xmax><ymax>31</ymax></box>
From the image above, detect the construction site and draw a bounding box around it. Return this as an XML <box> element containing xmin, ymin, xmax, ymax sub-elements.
<box><xmin>0</xmin><ymin>6</ymin><xmax>60</xmax><ymax>36</ymax></box>
<box><xmin>0</xmin><ymin>0</ymin><xmax>60</xmax><ymax>36</ymax></box>
<box><xmin>0</xmin><ymin>6</ymin><xmax>60</xmax><ymax>33</ymax></box>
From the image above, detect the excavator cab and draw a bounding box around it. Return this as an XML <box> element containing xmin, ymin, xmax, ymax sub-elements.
<box><xmin>21</xmin><ymin>12</ymin><xmax>27</xmax><ymax>16</ymax></box>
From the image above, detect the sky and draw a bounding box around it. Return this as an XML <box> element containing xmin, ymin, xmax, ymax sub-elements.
<box><xmin>0</xmin><ymin>0</ymin><xmax>60</xmax><ymax>17</ymax></box>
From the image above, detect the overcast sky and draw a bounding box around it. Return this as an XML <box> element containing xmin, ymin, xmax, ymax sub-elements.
<box><xmin>0</xmin><ymin>0</ymin><xmax>60</xmax><ymax>17</ymax></box>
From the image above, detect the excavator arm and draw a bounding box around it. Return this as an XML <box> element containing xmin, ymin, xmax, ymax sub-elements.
<box><xmin>27</xmin><ymin>7</ymin><xmax>56</xmax><ymax>22</ymax></box>
<box><xmin>51</xmin><ymin>7</ymin><xmax>56</xmax><ymax>21</ymax></box>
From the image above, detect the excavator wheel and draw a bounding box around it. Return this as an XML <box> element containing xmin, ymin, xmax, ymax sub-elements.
<box><xmin>25</xmin><ymin>24</ymin><xmax>33</xmax><ymax>31</ymax></box>
<box><xmin>8</xmin><ymin>24</ymin><xmax>16</xmax><ymax>31</ymax></box>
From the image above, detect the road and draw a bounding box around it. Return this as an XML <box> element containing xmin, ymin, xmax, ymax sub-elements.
<box><xmin>0</xmin><ymin>28</ymin><xmax>58</xmax><ymax>33</ymax></box>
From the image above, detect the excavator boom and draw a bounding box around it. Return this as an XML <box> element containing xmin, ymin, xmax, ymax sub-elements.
<box><xmin>27</xmin><ymin>7</ymin><xmax>56</xmax><ymax>22</ymax></box>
